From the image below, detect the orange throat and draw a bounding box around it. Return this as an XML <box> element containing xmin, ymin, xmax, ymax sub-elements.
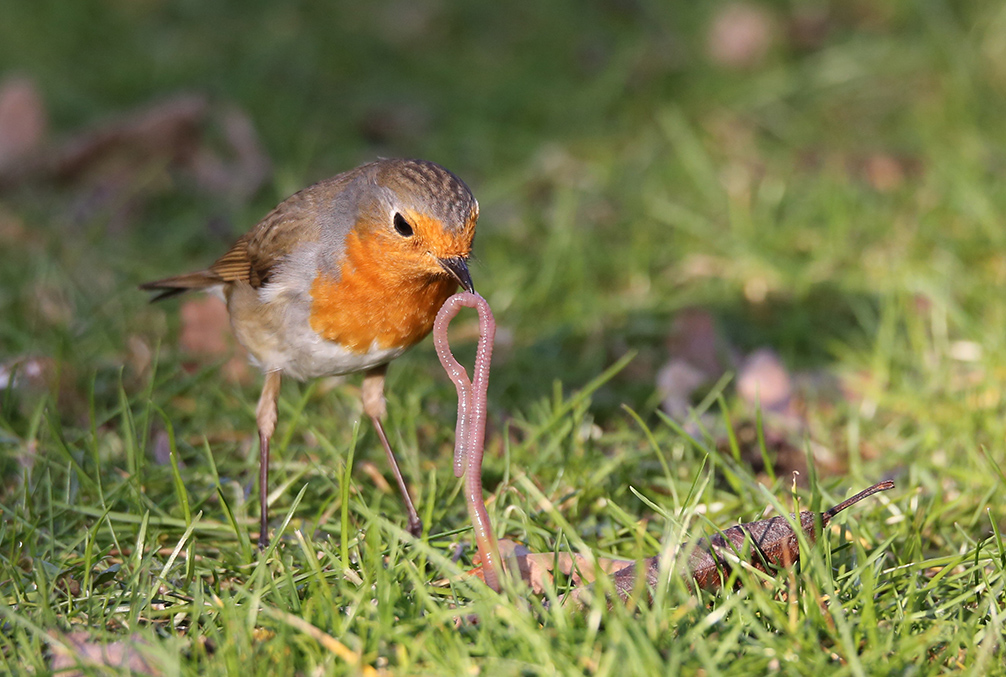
<box><xmin>309</xmin><ymin>234</ymin><xmax>457</xmax><ymax>354</ymax></box>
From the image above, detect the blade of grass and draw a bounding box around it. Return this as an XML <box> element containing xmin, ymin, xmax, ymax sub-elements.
<box><xmin>202</xmin><ymin>438</ymin><xmax>252</xmax><ymax>562</ymax></box>
<box><xmin>341</xmin><ymin>419</ymin><xmax>360</xmax><ymax>569</ymax></box>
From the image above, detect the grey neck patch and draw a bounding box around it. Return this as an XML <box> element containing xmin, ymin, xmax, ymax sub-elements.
<box><xmin>308</xmin><ymin>158</ymin><xmax>477</xmax><ymax>282</ymax></box>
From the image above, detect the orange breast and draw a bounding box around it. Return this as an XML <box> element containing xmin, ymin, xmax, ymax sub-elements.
<box><xmin>309</xmin><ymin>231</ymin><xmax>456</xmax><ymax>354</ymax></box>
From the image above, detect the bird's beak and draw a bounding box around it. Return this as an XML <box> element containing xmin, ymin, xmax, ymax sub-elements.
<box><xmin>437</xmin><ymin>256</ymin><xmax>474</xmax><ymax>293</ymax></box>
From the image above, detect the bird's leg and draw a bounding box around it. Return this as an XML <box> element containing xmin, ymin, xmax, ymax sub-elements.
<box><xmin>255</xmin><ymin>370</ymin><xmax>282</xmax><ymax>549</ymax></box>
<box><xmin>362</xmin><ymin>365</ymin><xmax>423</xmax><ymax>537</ymax></box>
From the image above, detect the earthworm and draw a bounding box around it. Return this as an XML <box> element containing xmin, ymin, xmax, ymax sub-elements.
<box><xmin>434</xmin><ymin>291</ymin><xmax>502</xmax><ymax>591</ymax></box>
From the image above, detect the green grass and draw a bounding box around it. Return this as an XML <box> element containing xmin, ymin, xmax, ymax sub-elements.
<box><xmin>2</xmin><ymin>0</ymin><xmax>1005</xmax><ymax>674</ymax></box>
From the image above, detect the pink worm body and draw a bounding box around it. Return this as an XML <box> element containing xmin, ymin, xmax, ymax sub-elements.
<box><xmin>433</xmin><ymin>291</ymin><xmax>502</xmax><ymax>592</ymax></box>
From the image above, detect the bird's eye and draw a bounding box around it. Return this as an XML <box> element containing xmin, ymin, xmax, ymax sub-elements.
<box><xmin>393</xmin><ymin>213</ymin><xmax>414</xmax><ymax>237</ymax></box>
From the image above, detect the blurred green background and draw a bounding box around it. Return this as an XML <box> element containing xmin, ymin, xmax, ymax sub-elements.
<box><xmin>3</xmin><ymin>0</ymin><xmax>1006</xmax><ymax>404</ymax></box>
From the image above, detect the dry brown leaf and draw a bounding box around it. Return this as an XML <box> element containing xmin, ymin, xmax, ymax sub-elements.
<box><xmin>657</xmin><ymin>308</ymin><xmax>729</xmax><ymax>419</ymax></box>
<box><xmin>490</xmin><ymin>483</ymin><xmax>893</xmax><ymax>610</ymax></box>
<box><xmin>862</xmin><ymin>153</ymin><xmax>907</xmax><ymax>192</ymax></box>
<box><xmin>125</xmin><ymin>334</ymin><xmax>154</xmax><ymax>379</ymax></box>
<box><xmin>49</xmin><ymin>632</ymin><xmax>162</xmax><ymax>677</ymax></box>
<box><xmin>0</xmin><ymin>92</ymin><xmax>270</xmax><ymax>229</ymax></box>
<box><xmin>707</xmin><ymin>2</ymin><xmax>777</xmax><ymax>70</ymax></box>
<box><xmin>657</xmin><ymin>358</ymin><xmax>709</xmax><ymax>420</ymax></box>
<box><xmin>47</xmin><ymin>94</ymin><xmax>208</xmax><ymax>183</ymax></box>
<box><xmin>151</xmin><ymin>429</ymin><xmax>172</xmax><ymax>466</ymax></box>
<box><xmin>0</xmin><ymin>75</ymin><xmax>47</xmax><ymax>174</ymax></box>
<box><xmin>736</xmin><ymin>347</ymin><xmax>791</xmax><ymax>413</ymax></box>
<box><xmin>178</xmin><ymin>296</ymin><xmax>250</xmax><ymax>383</ymax></box>
<box><xmin>667</xmin><ymin>308</ymin><xmax>724</xmax><ymax>378</ymax></box>
<box><xmin>179</xmin><ymin>295</ymin><xmax>231</xmax><ymax>356</ymax></box>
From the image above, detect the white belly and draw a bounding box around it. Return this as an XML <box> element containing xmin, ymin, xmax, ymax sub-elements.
<box><xmin>227</xmin><ymin>278</ymin><xmax>409</xmax><ymax>381</ymax></box>
<box><xmin>256</xmin><ymin>332</ymin><xmax>407</xmax><ymax>381</ymax></box>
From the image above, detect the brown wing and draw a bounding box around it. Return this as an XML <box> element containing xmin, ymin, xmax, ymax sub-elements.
<box><xmin>139</xmin><ymin>208</ymin><xmax>309</xmax><ymax>300</ymax></box>
<box><xmin>211</xmin><ymin>197</ymin><xmax>319</xmax><ymax>289</ymax></box>
<box><xmin>141</xmin><ymin>183</ymin><xmax>330</xmax><ymax>301</ymax></box>
<box><xmin>141</xmin><ymin>169</ymin><xmax>360</xmax><ymax>302</ymax></box>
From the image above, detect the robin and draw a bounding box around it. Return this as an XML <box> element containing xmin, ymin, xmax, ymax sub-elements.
<box><xmin>141</xmin><ymin>158</ymin><xmax>478</xmax><ymax>548</ymax></box>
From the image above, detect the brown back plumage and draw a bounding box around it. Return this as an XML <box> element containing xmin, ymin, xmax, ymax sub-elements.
<box><xmin>139</xmin><ymin>158</ymin><xmax>477</xmax><ymax>303</ymax></box>
<box><xmin>140</xmin><ymin>177</ymin><xmax>334</xmax><ymax>301</ymax></box>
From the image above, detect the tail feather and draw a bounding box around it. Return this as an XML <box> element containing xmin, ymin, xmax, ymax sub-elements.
<box><xmin>139</xmin><ymin>270</ymin><xmax>223</xmax><ymax>302</ymax></box>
